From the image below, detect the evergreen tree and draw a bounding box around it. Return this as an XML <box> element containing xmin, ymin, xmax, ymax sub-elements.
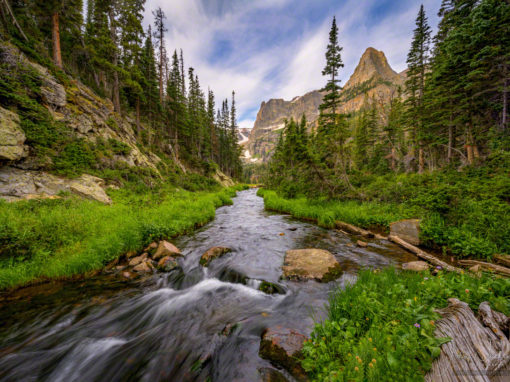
<box><xmin>405</xmin><ymin>4</ymin><xmax>431</xmax><ymax>173</ymax></box>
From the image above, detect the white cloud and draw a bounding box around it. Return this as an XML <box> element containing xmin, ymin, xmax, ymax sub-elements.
<box><xmin>142</xmin><ymin>0</ymin><xmax>442</xmax><ymax>128</ymax></box>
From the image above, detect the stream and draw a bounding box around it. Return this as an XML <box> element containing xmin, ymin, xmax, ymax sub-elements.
<box><xmin>0</xmin><ymin>189</ymin><xmax>416</xmax><ymax>381</ymax></box>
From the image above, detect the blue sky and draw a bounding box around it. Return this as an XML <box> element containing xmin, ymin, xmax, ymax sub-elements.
<box><xmin>143</xmin><ymin>0</ymin><xmax>442</xmax><ymax>129</ymax></box>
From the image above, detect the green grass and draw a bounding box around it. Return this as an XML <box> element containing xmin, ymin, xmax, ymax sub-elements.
<box><xmin>301</xmin><ymin>268</ymin><xmax>510</xmax><ymax>382</ymax></box>
<box><xmin>0</xmin><ymin>183</ymin><xmax>247</xmax><ymax>289</ymax></box>
<box><xmin>257</xmin><ymin>188</ymin><xmax>420</xmax><ymax>231</ymax></box>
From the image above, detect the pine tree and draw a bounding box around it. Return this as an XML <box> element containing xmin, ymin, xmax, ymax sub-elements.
<box><xmin>405</xmin><ymin>4</ymin><xmax>431</xmax><ymax>173</ymax></box>
<box><xmin>152</xmin><ymin>7</ymin><xmax>167</xmax><ymax>105</ymax></box>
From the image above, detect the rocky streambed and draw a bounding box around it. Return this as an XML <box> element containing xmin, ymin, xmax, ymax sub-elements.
<box><xmin>0</xmin><ymin>189</ymin><xmax>417</xmax><ymax>381</ymax></box>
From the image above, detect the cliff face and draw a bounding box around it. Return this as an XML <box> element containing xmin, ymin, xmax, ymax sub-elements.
<box><xmin>245</xmin><ymin>47</ymin><xmax>405</xmax><ymax>162</ymax></box>
<box><xmin>0</xmin><ymin>42</ymin><xmax>168</xmax><ymax>203</ymax></box>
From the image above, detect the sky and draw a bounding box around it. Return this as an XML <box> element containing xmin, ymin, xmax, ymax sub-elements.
<box><xmin>141</xmin><ymin>0</ymin><xmax>443</xmax><ymax>129</ymax></box>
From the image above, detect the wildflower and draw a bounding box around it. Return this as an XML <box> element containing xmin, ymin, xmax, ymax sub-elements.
<box><xmin>373</xmin><ymin>347</ymin><xmax>377</xmax><ymax>351</ymax></box>
<box><xmin>358</xmin><ymin>358</ymin><xmax>363</xmax><ymax>364</ymax></box>
<box><xmin>372</xmin><ymin>358</ymin><xmax>377</xmax><ymax>363</ymax></box>
<box><xmin>436</xmin><ymin>266</ymin><xmax>442</xmax><ymax>270</ymax></box>
<box><xmin>424</xmin><ymin>277</ymin><xmax>429</xmax><ymax>280</ymax></box>
<box><xmin>465</xmin><ymin>289</ymin><xmax>469</xmax><ymax>294</ymax></box>
<box><xmin>369</xmin><ymin>363</ymin><xmax>374</xmax><ymax>368</ymax></box>
<box><xmin>366</xmin><ymin>317</ymin><xmax>369</xmax><ymax>321</ymax></box>
<box><xmin>348</xmin><ymin>353</ymin><xmax>352</xmax><ymax>357</ymax></box>
<box><xmin>414</xmin><ymin>296</ymin><xmax>418</xmax><ymax>302</ymax></box>
<box><xmin>368</xmin><ymin>338</ymin><xmax>372</xmax><ymax>342</ymax></box>
<box><xmin>414</xmin><ymin>323</ymin><xmax>421</xmax><ymax>328</ymax></box>
<box><xmin>355</xmin><ymin>367</ymin><xmax>359</xmax><ymax>372</ymax></box>
<box><xmin>430</xmin><ymin>320</ymin><xmax>435</xmax><ymax>326</ymax></box>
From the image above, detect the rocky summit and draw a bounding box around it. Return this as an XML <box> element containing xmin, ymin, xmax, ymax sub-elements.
<box><xmin>245</xmin><ymin>47</ymin><xmax>405</xmax><ymax>162</ymax></box>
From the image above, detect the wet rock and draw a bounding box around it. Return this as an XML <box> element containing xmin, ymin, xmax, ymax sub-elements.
<box><xmin>258</xmin><ymin>367</ymin><xmax>290</xmax><ymax>382</ymax></box>
<box><xmin>402</xmin><ymin>261</ymin><xmax>430</xmax><ymax>272</ymax></box>
<box><xmin>218</xmin><ymin>268</ymin><xmax>248</xmax><ymax>285</ymax></box>
<box><xmin>199</xmin><ymin>247</ymin><xmax>231</xmax><ymax>266</ymax></box>
<box><xmin>288</xmin><ymin>227</ymin><xmax>298</xmax><ymax>231</ymax></box>
<box><xmin>259</xmin><ymin>281</ymin><xmax>286</xmax><ymax>295</ymax></box>
<box><xmin>122</xmin><ymin>271</ymin><xmax>134</xmax><ymax>279</ymax></box>
<box><xmin>153</xmin><ymin>240</ymin><xmax>181</xmax><ymax>260</ymax></box>
<box><xmin>115</xmin><ymin>265</ymin><xmax>125</xmax><ymax>271</ymax></box>
<box><xmin>356</xmin><ymin>240</ymin><xmax>368</xmax><ymax>247</ymax></box>
<box><xmin>0</xmin><ymin>107</ymin><xmax>29</xmax><ymax>161</ymax></box>
<box><xmin>144</xmin><ymin>242</ymin><xmax>158</xmax><ymax>253</ymax></box>
<box><xmin>133</xmin><ymin>261</ymin><xmax>152</xmax><ymax>273</ymax></box>
<box><xmin>390</xmin><ymin>219</ymin><xmax>421</xmax><ymax>245</ymax></box>
<box><xmin>282</xmin><ymin>249</ymin><xmax>342</xmax><ymax>282</ymax></box>
<box><xmin>125</xmin><ymin>250</ymin><xmax>138</xmax><ymax>259</ymax></box>
<box><xmin>259</xmin><ymin>326</ymin><xmax>307</xmax><ymax>381</ymax></box>
<box><xmin>157</xmin><ymin>256</ymin><xmax>179</xmax><ymax>272</ymax></box>
<box><xmin>128</xmin><ymin>253</ymin><xmax>147</xmax><ymax>267</ymax></box>
<box><xmin>221</xmin><ymin>323</ymin><xmax>239</xmax><ymax>336</ymax></box>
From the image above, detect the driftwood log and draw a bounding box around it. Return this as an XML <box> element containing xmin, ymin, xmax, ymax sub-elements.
<box><xmin>335</xmin><ymin>221</ymin><xmax>374</xmax><ymax>238</ymax></box>
<box><xmin>494</xmin><ymin>255</ymin><xmax>510</xmax><ymax>268</ymax></box>
<box><xmin>388</xmin><ymin>235</ymin><xmax>464</xmax><ymax>273</ymax></box>
<box><xmin>458</xmin><ymin>260</ymin><xmax>510</xmax><ymax>277</ymax></box>
<box><xmin>426</xmin><ymin>299</ymin><xmax>510</xmax><ymax>382</ymax></box>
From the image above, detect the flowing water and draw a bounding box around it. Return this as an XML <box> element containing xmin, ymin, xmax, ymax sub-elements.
<box><xmin>0</xmin><ymin>189</ymin><xmax>416</xmax><ymax>381</ymax></box>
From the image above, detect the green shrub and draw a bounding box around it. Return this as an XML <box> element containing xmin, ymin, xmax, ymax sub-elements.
<box><xmin>302</xmin><ymin>268</ymin><xmax>510</xmax><ymax>381</ymax></box>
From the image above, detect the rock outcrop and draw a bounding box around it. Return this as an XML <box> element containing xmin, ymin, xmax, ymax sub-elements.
<box><xmin>0</xmin><ymin>166</ymin><xmax>111</xmax><ymax>204</ymax></box>
<box><xmin>0</xmin><ymin>107</ymin><xmax>28</xmax><ymax>161</ymax></box>
<box><xmin>282</xmin><ymin>249</ymin><xmax>342</xmax><ymax>282</ymax></box>
<box><xmin>245</xmin><ymin>47</ymin><xmax>405</xmax><ymax>162</ymax></box>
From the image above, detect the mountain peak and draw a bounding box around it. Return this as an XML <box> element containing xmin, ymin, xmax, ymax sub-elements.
<box><xmin>343</xmin><ymin>47</ymin><xmax>400</xmax><ymax>89</ymax></box>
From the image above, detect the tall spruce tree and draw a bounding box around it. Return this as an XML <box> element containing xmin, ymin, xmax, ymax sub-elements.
<box><xmin>405</xmin><ymin>4</ymin><xmax>431</xmax><ymax>173</ymax></box>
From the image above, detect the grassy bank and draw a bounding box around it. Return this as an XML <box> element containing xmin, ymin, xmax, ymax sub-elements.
<box><xmin>258</xmin><ymin>166</ymin><xmax>510</xmax><ymax>260</ymax></box>
<box><xmin>0</xmin><ymin>182</ymin><xmax>247</xmax><ymax>290</ymax></box>
<box><xmin>301</xmin><ymin>268</ymin><xmax>510</xmax><ymax>381</ymax></box>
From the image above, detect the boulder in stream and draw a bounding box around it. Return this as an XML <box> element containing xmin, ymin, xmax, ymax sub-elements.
<box><xmin>199</xmin><ymin>246</ymin><xmax>232</xmax><ymax>266</ymax></box>
<box><xmin>128</xmin><ymin>253</ymin><xmax>147</xmax><ymax>267</ymax></box>
<box><xmin>133</xmin><ymin>260</ymin><xmax>152</xmax><ymax>273</ymax></box>
<box><xmin>402</xmin><ymin>261</ymin><xmax>430</xmax><ymax>272</ymax></box>
<box><xmin>153</xmin><ymin>240</ymin><xmax>182</xmax><ymax>260</ymax></box>
<box><xmin>259</xmin><ymin>326</ymin><xmax>307</xmax><ymax>381</ymax></box>
<box><xmin>282</xmin><ymin>249</ymin><xmax>342</xmax><ymax>282</ymax></box>
<box><xmin>258</xmin><ymin>367</ymin><xmax>290</xmax><ymax>382</ymax></box>
<box><xmin>157</xmin><ymin>256</ymin><xmax>179</xmax><ymax>272</ymax></box>
<box><xmin>390</xmin><ymin>219</ymin><xmax>421</xmax><ymax>245</ymax></box>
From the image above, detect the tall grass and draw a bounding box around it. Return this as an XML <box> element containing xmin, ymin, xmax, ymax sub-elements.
<box><xmin>0</xmin><ymin>184</ymin><xmax>246</xmax><ymax>289</ymax></box>
<box><xmin>257</xmin><ymin>189</ymin><xmax>420</xmax><ymax>230</ymax></box>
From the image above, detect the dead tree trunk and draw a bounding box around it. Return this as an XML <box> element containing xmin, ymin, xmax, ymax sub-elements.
<box><xmin>425</xmin><ymin>299</ymin><xmax>510</xmax><ymax>382</ymax></box>
<box><xmin>108</xmin><ymin>8</ymin><xmax>121</xmax><ymax>114</ymax></box>
<box><xmin>52</xmin><ymin>12</ymin><xmax>62</xmax><ymax>68</ymax></box>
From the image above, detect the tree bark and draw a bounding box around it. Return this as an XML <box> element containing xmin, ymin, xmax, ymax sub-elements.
<box><xmin>108</xmin><ymin>9</ymin><xmax>121</xmax><ymax>114</ymax></box>
<box><xmin>52</xmin><ymin>12</ymin><xmax>62</xmax><ymax>68</ymax></box>
<box><xmin>418</xmin><ymin>147</ymin><xmax>425</xmax><ymax>173</ymax></box>
<box><xmin>502</xmin><ymin>69</ymin><xmax>508</xmax><ymax>132</ymax></box>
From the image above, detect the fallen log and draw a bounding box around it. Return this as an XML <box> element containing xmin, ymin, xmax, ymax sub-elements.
<box><xmin>335</xmin><ymin>221</ymin><xmax>374</xmax><ymax>238</ymax></box>
<box><xmin>388</xmin><ymin>235</ymin><xmax>464</xmax><ymax>273</ymax></box>
<box><xmin>494</xmin><ymin>255</ymin><xmax>510</xmax><ymax>268</ymax></box>
<box><xmin>425</xmin><ymin>299</ymin><xmax>510</xmax><ymax>382</ymax></box>
<box><xmin>458</xmin><ymin>260</ymin><xmax>510</xmax><ymax>277</ymax></box>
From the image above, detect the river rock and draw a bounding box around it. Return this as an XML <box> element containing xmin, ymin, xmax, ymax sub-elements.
<box><xmin>144</xmin><ymin>242</ymin><xmax>158</xmax><ymax>252</ymax></box>
<box><xmin>258</xmin><ymin>367</ymin><xmax>289</xmax><ymax>382</ymax></box>
<box><xmin>0</xmin><ymin>107</ymin><xmax>29</xmax><ymax>161</ymax></box>
<box><xmin>356</xmin><ymin>240</ymin><xmax>368</xmax><ymax>247</ymax></box>
<box><xmin>259</xmin><ymin>326</ymin><xmax>307</xmax><ymax>381</ymax></box>
<box><xmin>402</xmin><ymin>261</ymin><xmax>430</xmax><ymax>272</ymax></box>
<box><xmin>157</xmin><ymin>256</ymin><xmax>179</xmax><ymax>272</ymax></box>
<box><xmin>153</xmin><ymin>241</ymin><xmax>181</xmax><ymax>260</ymax></box>
<box><xmin>390</xmin><ymin>219</ymin><xmax>421</xmax><ymax>245</ymax></box>
<box><xmin>199</xmin><ymin>246</ymin><xmax>231</xmax><ymax>266</ymax></box>
<box><xmin>129</xmin><ymin>253</ymin><xmax>147</xmax><ymax>267</ymax></box>
<box><xmin>282</xmin><ymin>249</ymin><xmax>342</xmax><ymax>282</ymax></box>
<box><xmin>133</xmin><ymin>261</ymin><xmax>152</xmax><ymax>273</ymax></box>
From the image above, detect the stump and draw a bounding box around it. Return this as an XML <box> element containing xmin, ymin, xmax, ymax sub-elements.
<box><xmin>425</xmin><ymin>299</ymin><xmax>510</xmax><ymax>382</ymax></box>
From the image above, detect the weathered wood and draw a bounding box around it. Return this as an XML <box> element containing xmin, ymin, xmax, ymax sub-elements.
<box><xmin>425</xmin><ymin>299</ymin><xmax>510</xmax><ymax>382</ymax></box>
<box><xmin>335</xmin><ymin>221</ymin><xmax>374</xmax><ymax>238</ymax></box>
<box><xmin>494</xmin><ymin>255</ymin><xmax>510</xmax><ymax>268</ymax></box>
<box><xmin>458</xmin><ymin>260</ymin><xmax>510</xmax><ymax>277</ymax></box>
<box><xmin>388</xmin><ymin>235</ymin><xmax>463</xmax><ymax>273</ymax></box>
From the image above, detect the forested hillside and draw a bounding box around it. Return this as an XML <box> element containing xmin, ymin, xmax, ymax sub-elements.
<box><xmin>265</xmin><ymin>0</ymin><xmax>509</xmax><ymax>259</ymax></box>
<box><xmin>0</xmin><ymin>0</ymin><xmax>242</xmax><ymax>185</ymax></box>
